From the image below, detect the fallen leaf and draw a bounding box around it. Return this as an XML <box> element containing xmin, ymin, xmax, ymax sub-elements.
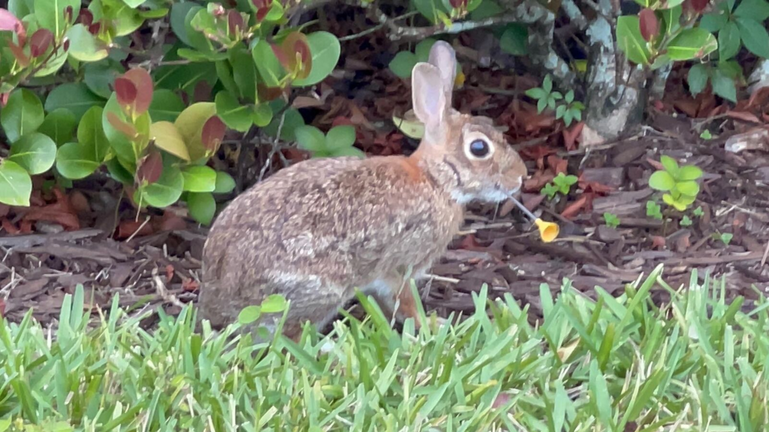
<box><xmin>165</xmin><ymin>264</ymin><xmax>175</xmax><ymax>282</ymax></box>
<box><xmin>562</xmin><ymin>122</ymin><xmax>584</xmax><ymax>151</ymax></box>
<box><xmin>651</xmin><ymin>235</ymin><xmax>666</xmax><ymax>249</ymax></box>
<box><xmin>116</xmin><ymin>220</ymin><xmax>154</xmax><ymax>239</ymax></box>
<box><xmin>182</xmin><ymin>278</ymin><xmax>199</xmax><ymax>292</ymax></box>
<box><xmin>560</xmin><ymin>194</ymin><xmax>590</xmax><ymax>219</ymax></box>
<box><xmin>725</xmin><ymin>110</ymin><xmax>760</xmax><ymax>124</ymax></box>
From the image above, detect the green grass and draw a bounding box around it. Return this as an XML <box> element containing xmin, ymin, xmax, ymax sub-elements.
<box><xmin>1</xmin><ymin>264</ymin><xmax>768</xmax><ymax>431</ymax></box>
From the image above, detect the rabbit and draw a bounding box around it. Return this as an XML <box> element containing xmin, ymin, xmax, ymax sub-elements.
<box><xmin>198</xmin><ymin>41</ymin><xmax>528</xmax><ymax>342</ymax></box>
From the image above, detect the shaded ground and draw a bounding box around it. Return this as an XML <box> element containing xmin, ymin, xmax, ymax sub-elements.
<box><xmin>2</xmin><ymin>29</ymin><xmax>769</xmax><ymax>326</ymax></box>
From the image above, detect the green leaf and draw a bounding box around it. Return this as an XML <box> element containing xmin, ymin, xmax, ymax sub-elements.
<box><xmin>734</xmin><ymin>0</ymin><xmax>769</xmax><ymax>21</ymax></box>
<box><xmin>712</xmin><ymin>68</ymin><xmax>737</xmax><ymax>102</ymax></box>
<box><xmin>230</xmin><ymin>45</ymin><xmax>258</xmax><ymax>102</ymax></box>
<box><xmin>555</xmin><ymin>104</ymin><xmax>566</xmax><ymax>119</ymax></box>
<box><xmin>413</xmin><ymin>0</ymin><xmax>443</xmax><ymax>23</ymax></box>
<box><xmin>251</xmin><ymin>103</ymin><xmax>273</xmax><ymax>127</ymax></box>
<box><xmin>44</xmin><ymin>83</ymin><xmax>106</xmax><ymax>122</ymax></box>
<box><xmin>139</xmin><ymin>165</ymin><xmax>184</xmax><ymax>208</ymax></box>
<box><xmin>215</xmin><ymin>91</ymin><xmax>253</xmax><ymax>132</ymax></box>
<box><xmin>182</xmin><ymin>165</ymin><xmax>217</xmax><ymax>192</ymax></box>
<box><xmin>660</xmin><ymin>155</ymin><xmax>679</xmax><ymax>175</ymax></box>
<box><xmin>1</xmin><ymin>89</ymin><xmax>44</xmax><ymax>143</ymax></box>
<box><xmin>687</xmin><ymin>63</ymin><xmax>709</xmax><ymax>96</ymax></box>
<box><xmin>170</xmin><ymin>2</ymin><xmax>200</xmax><ymax>48</ymax></box>
<box><xmin>214</xmin><ymin>171</ymin><xmax>236</xmax><ymax>194</ymax></box>
<box><xmin>237</xmin><ymin>305</ymin><xmax>261</xmax><ymax>324</ymax></box>
<box><xmin>34</xmin><ymin>47</ymin><xmax>68</xmax><ymax>77</ymax></box>
<box><xmin>293</xmin><ymin>32</ymin><xmax>342</xmax><ymax>87</ymax></box>
<box><xmin>0</xmin><ymin>160</ymin><xmax>32</xmax><ymax>206</ymax></box>
<box><xmin>678</xmin><ymin>165</ymin><xmax>703</xmax><ymax>181</ymax></box>
<box><xmin>77</xmin><ymin>106</ymin><xmax>110</xmax><ymax>163</ymax></box>
<box><xmin>616</xmin><ymin>16</ymin><xmax>652</xmax><ymax>65</ymax></box>
<box><xmin>700</xmin><ymin>10</ymin><xmax>729</xmax><ymax>32</ymax></box>
<box><xmin>84</xmin><ymin>60</ymin><xmax>125</xmax><ymax>99</ymax></box>
<box><xmin>173</xmin><ymin>102</ymin><xmax>217</xmax><ymax>162</ymax></box>
<box><xmin>415</xmin><ymin>39</ymin><xmax>437</xmax><ymax>62</ymax></box>
<box><xmin>65</xmin><ymin>24</ymin><xmax>109</xmax><ymax>62</ymax></box>
<box><xmin>184</xmin><ymin>8</ymin><xmax>215</xmax><ymax>52</ymax></box>
<box><xmin>525</xmin><ymin>88</ymin><xmax>547</xmax><ymax>99</ymax></box>
<box><xmin>736</xmin><ymin>17</ymin><xmax>769</xmax><ymax>58</ymax></box>
<box><xmin>499</xmin><ymin>24</ymin><xmax>528</xmax><ymax>56</ymax></box>
<box><xmin>38</xmin><ymin>108</ymin><xmax>76</xmax><ymax>146</ymax></box>
<box><xmin>9</xmin><ymin>132</ymin><xmax>57</xmax><ymax>175</ymax></box>
<box><xmin>676</xmin><ymin>180</ymin><xmax>700</xmax><ymax>196</ymax></box>
<box><xmin>252</xmin><ymin>39</ymin><xmax>285</xmax><ymax>88</ymax></box>
<box><xmin>263</xmin><ymin>105</ymin><xmax>305</xmax><ymax>141</ymax></box>
<box><xmin>660</xmin><ymin>6</ymin><xmax>682</xmax><ymax>35</ymax></box>
<box><xmin>295</xmin><ymin>125</ymin><xmax>327</xmax><ymax>152</ymax></box>
<box><xmin>389</xmin><ymin>51</ymin><xmax>419</xmax><ymax>79</ymax></box>
<box><xmin>649</xmin><ymin>171</ymin><xmax>676</xmax><ymax>191</ymax></box>
<box><xmin>150</xmin><ymin>121</ymin><xmax>191</xmax><ymax>161</ymax></box>
<box><xmin>543</xmin><ymin>75</ymin><xmax>552</xmax><ymax>93</ymax></box>
<box><xmin>666</xmin><ymin>28</ymin><xmax>718</xmax><ymax>60</ymax></box>
<box><xmin>260</xmin><ymin>294</ymin><xmax>288</xmax><ymax>313</ymax></box>
<box><xmin>148</xmin><ymin>89</ymin><xmax>185</xmax><ymax>123</ymax></box>
<box><xmin>34</xmin><ymin>0</ymin><xmax>79</xmax><ymax>36</ymax></box>
<box><xmin>326</xmin><ymin>125</ymin><xmax>356</xmax><ymax>150</ymax></box>
<box><xmin>718</xmin><ymin>21</ymin><xmax>741</xmax><ymax>60</ymax></box>
<box><xmin>329</xmin><ymin>146</ymin><xmax>365</xmax><ymax>158</ymax></box>
<box><xmin>186</xmin><ymin>192</ymin><xmax>216</xmax><ymax>225</ymax></box>
<box><xmin>56</xmin><ymin>142</ymin><xmax>101</xmax><ymax>179</ymax></box>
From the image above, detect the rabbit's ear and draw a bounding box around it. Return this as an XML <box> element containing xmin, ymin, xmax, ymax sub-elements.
<box><xmin>427</xmin><ymin>41</ymin><xmax>456</xmax><ymax>107</ymax></box>
<box><xmin>412</xmin><ymin>63</ymin><xmax>447</xmax><ymax>138</ymax></box>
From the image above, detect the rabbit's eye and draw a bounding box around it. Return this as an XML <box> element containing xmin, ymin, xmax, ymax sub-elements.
<box><xmin>469</xmin><ymin>140</ymin><xmax>490</xmax><ymax>158</ymax></box>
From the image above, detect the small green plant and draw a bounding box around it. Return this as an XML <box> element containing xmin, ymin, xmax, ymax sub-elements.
<box><xmin>526</xmin><ymin>76</ymin><xmax>584</xmax><ymax>126</ymax></box>
<box><xmin>646</xmin><ymin>200</ymin><xmax>663</xmax><ymax>220</ymax></box>
<box><xmin>555</xmin><ymin>90</ymin><xmax>584</xmax><ymax>126</ymax></box>
<box><xmin>713</xmin><ymin>232</ymin><xmax>733</xmax><ymax>246</ymax></box>
<box><xmin>648</xmin><ymin>156</ymin><xmax>703</xmax><ymax>211</ymax></box>
<box><xmin>541</xmin><ymin>172</ymin><xmax>578</xmax><ymax>199</ymax></box>
<box><xmin>603</xmin><ymin>212</ymin><xmax>620</xmax><ymax>228</ymax></box>
<box><xmin>693</xmin><ymin>206</ymin><xmax>704</xmax><ymax>217</ymax></box>
<box><xmin>294</xmin><ymin>125</ymin><xmax>365</xmax><ymax>158</ymax></box>
<box><xmin>700</xmin><ymin>130</ymin><xmax>712</xmax><ymax>140</ymax></box>
<box><xmin>680</xmin><ymin>215</ymin><xmax>693</xmax><ymax>226</ymax></box>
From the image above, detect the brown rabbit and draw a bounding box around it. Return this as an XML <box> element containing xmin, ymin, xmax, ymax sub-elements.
<box><xmin>198</xmin><ymin>41</ymin><xmax>527</xmax><ymax>341</ymax></box>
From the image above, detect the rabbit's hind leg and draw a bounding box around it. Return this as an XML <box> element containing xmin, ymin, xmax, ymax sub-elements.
<box><xmin>362</xmin><ymin>276</ymin><xmax>423</xmax><ymax>330</ymax></box>
<box><xmin>263</xmin><ymin>275</ymin><xmax>348</xmax><ymax>342</ymax></box>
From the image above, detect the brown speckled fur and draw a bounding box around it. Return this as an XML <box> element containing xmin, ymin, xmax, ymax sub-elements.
<box><xmin>199</xmin><ymin>42</ymin><xmax>527</xmax><ymax>341</ymax></box>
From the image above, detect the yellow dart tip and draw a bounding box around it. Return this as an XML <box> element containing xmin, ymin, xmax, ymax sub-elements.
<box><xmin>534</xmin><ymin>219</ymin><xmax>559</xmax><ymax>243</ymax></box>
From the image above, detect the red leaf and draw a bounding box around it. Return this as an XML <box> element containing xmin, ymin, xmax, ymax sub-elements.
<box><xmin>1</xmin><ymin>218</ymin><xmax>20</xmax><ymax>235</ymax></box>
<box><xmin>651</xmin><ymin>235</ymin><xmax>666</xmax><ymax>249</ymax></box>
<box><xmin>107</xmin><ymin>112</ymin><xmax>139</xmax><ymax>139</ymax></box>
<box><xmin>227</xmin><ymin>10</ymin><xmax>244</xmax><ymax>35</ymax></box>
<box><xmin>0</xmin><ymin>8</ymin><xmax>22</xmax><ymax>33</ymax></box>
<box><xmin>116</xmin><ymin>220</ymin><xmax>154</xmax><ymax>239</ymax></box>
<box><xmin>137</xmin><ymin>150</ymin><xmax>163</xmax><ymax>185</ymax></box>
<box><xmin>88</xmin><ymin>22</ymin><xmax>101</xmax><ymax>35</ymax></box>
<box><xmin>560</xmin><ymin>194</ymin><xmax>590</xmax><ymax>219</ymax></box>
<box><xmin>114</xmin><ymin>77</ymin><xmax>138</xmax><ymax>108</ymax></box>
<box><xmin>201</xmin><ymin>116</ymin><xmax>226</xmax><ymax>152</ymax></box>
<box><xmin>547</xmin><ymin>155</ymin><xmax>568</xmax><ymax>174</ymax></box>
<box><xmin>22</xmin><ymin>189</ymin><xmax>81</xmax><ymax>231</ymax></box>
<box><xmin>0</xmin><ymin>93</ymin><xmax>9</xmax><ymax>107</ymax></box>
<box><xmin>725</xmin><ymin>110</ymin><xmax>761</xmax><ymax>124</ymax></box>
<box><xmin>7</xmin><ymin>41</ymin><xmax>29</xmax><ymax>67</ymax></box>
<box><xmin>562</xmin><ymin>121</ymin><xmax>584</xmax><ymax>151</ymax></box>
<box><xmin>689</xmin><ymin>0</ymin><xmax>708</xmax><ymax>12</ymax></box>
<box><xmin>122</xmin><ymin>68</ymin><xmax>154</xmax><ymax>115</ymax></box>
<box><xmin>639</xmin><ymin>9</ymin><xmax>659</xmax><ymax>42</ymax></box>
<box><xmin>271</xmin><ymin>43</ymin><xmax>291</xmax><ymax>71</ymax></box>
<box><xmin>182</xmin><ymin>278</ymin><xmax>199</xmax><ymax>292</ymax></box>
<box><xmin>29</xmin><ymin>29</ymin><xmax>53</xmax><ymax>58</ymax></box>
<box><xmin>78</xmin><ymin>8</ymin><xmax>93</xmax><ymax>26</ymax></box>
<box><xmin>160</xmin><ymin>210</ymin><xmax>187</xmax><ymax>231</ymax></box>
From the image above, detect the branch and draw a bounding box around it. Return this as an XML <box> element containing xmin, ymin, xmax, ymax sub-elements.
<box><xmin>380</xmin><ymin>13</ymin><xmax>522</xmax><ymax>41</ymax></box>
